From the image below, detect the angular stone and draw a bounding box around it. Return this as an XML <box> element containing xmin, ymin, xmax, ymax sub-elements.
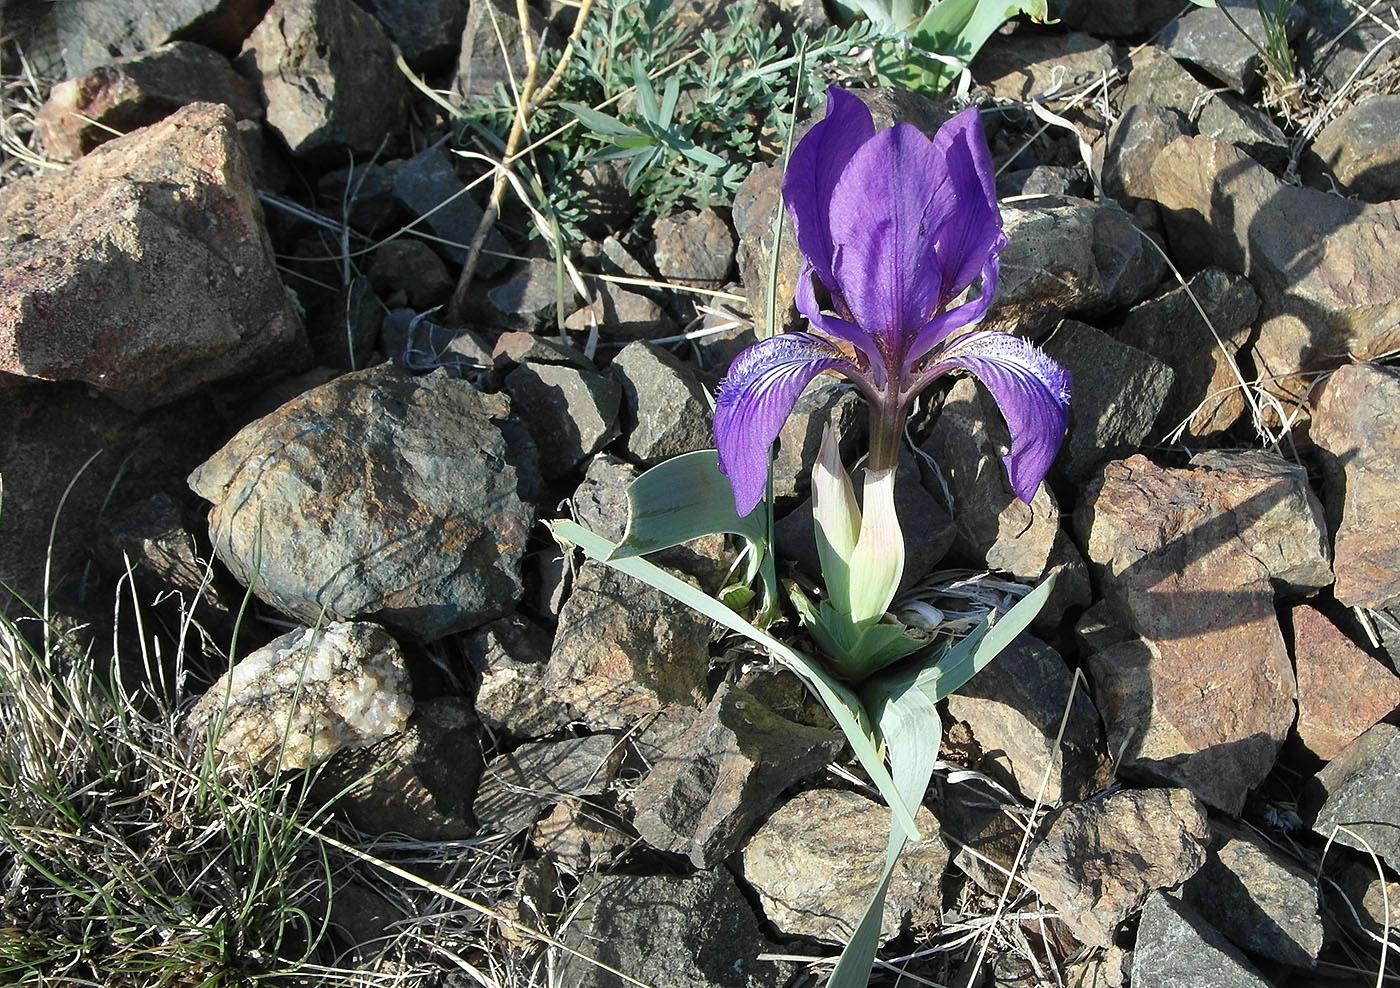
<box><xmin>502</xmin><ymin>362</ymin><xmax>620</xmax><ymax>480</ymax></box>
<box><xmin>1179</xmin><ymin>822</ymin><xmax>1323</xmax><ymax>968</ymax></box>
<box><xmin>973</xmin><ymin>31</ymin><xmax>1118</xmax><ymax>102</ymax></box>
<box><xmin>532</xmin><ymin>796</ymin><xmax>629</xmax><ymax>871</ymax></box>
<box><xmin>544</xmin><ymin>562</ymin><xmax>712</xmax><ymax>730</ymax></box>
<box><xmin>739</xmin><ymin>788</ymin><xmax>946</xmax><ymax>943</ymax></box>
<box><xmin>609</xmin><ymin>341</ymin><xmax>714</xmax><ymax>464</ymax></box>
<box><xmin>1159</xmin><ymin>0</ymin><xmax>1305</xmax><ymax>97</ymax></box>
<box><xmin>944</xmin><ymin>634</ymin><xmax>1108</xmax><ymax>805</ymax></box>
<box><xmin>239</xmin><ymin>0</ymin><xmax>408</xmax><ymax>159</ymax></box>
<box><xmin>1310</xmin><ymin>362</ymin><xmax>1400</xmax><ymax>608</ymax></box>
<box><xmin>1101</xmin><ymin>104</ymin><xmax>1191</xmax><ymax>203</ymax></box>
<box><xmin>1152</xmin><ymin>136</ymin><xmax>1400</xmax><ymax>407</ymax></box>
<box><xmin>1195</xmin><ymin>91</ymin><xmax>1290</xmax><ymax>171</ymax></box>
<box><xmin>186</xmin><ymin>621</ymin><xmax>413</xmax><ymax>774</ymax></box>
<box><xmin>984</xmin><ymin>199</ymin><xmax>1165</xmax><ymax>340</ymax></box>
<box><xmin>556</xmin><ymin>870</ymin><xmax>792</xmax><ymax>988</ymax></box>
<box><xmin>1132</xmin><ymin>891</ymin><xmax>1273</xmax><ymax>988</ymax></box>
<box><xmin>1293</xmin><ymin>604</ymin><xmax>1400</xmax><ymax>761</ymax></box>
<box><xmin>482</xmin><ymin>257</ymin><xmax>574</xmax><ymax>331</ymax></box>
<box><xmin>1041</xmin><ymin>320</ymin><xmax>1175</xmax><ymax>482</ymax></box>
<box><xmin>652</xmin><ymin>207</ymin><xmax>734</xmax><ymax>289</ymax></box>
<box><xmin>452</xmin><ymin>0</ymin><xmax>542</xmax><ymax>103</ymax></box>
<box><xmin>1076</xmin><ymin>454</ymin><xmax>1315</xmax><ymax>811</ymax></box>
<box><xmin>632</xmin><ymin>682</ymin><xmax>843</xmax><ymax>868</ymax></box>
<box><xmin>1312</xmin><ymin>723</ymin><xmax>1400</xmax><ymax>872</ymax></box>
<box><xmin>1309</xmin><ymin>95</ymin><xmax>1400</xmax><ymax>202</ymax></box>
<box><xmin>389</xmin><ymin>148</ymin><xmax>507</xmax><ymax>271</ymax></box>
<box><xmin>474</xmin><ymin>734</ymin><xmax>622</xmax><ymax>835</ymax></box>
<box><xmin>1025</xmin><ymin>788</ymin><xmax>1210</xmax><ymax>948</ymax></box>
<box><xmin>564</xmin><ymin>282</ymin><xmax>676</xmax><ymax>343</ymax></box>
<box><xmin>350</xmin><ymin>0</ymin><xmax>469</xmax><ymax>70</ymax></box>
<box><xmin>1296</xmin><ymin>0</ymin><xmax>1400</xmax><ymax>97</ymax></box>
<box><xmin>1115</xmin><ymin>267</ymin><xmax>1260</xmax><ymax>439</ymax></box>
<box><xmin>319</xmin><ymin>697</ymin><xmax>481</xmax><ymax>840</ymax></box>
<box><xmin>189</xmin><ymin>364</ymin><xmax>539</xmax><ymax>641</ymax></box>
<box><xmin>732</xmin><ymin>163</ymin><xmax>805</xmax><ymax>340</ymax></box>
<box><xmin>463</xmin><ymin>615</ymin><xmax>573</xmax><ymax>739</ymax></box>
<box><xmin>35</xmin><ymin>42</ymin><xmax>261</xmax><ymax>161</ymax></box>
<box><xmin>1122</xmin><ymin>45</ymin><xmax>1214</xmax><ymax>116</ymax></box>
<box><xmin>382</xmin><ymin>308</ymin><xmax>491</xmax><ymax>375</ymax></box>
<box><xmin>771</xmin><ymin>377</ymin><xmax>866</xmax><ymax>503</ymax></box>
<box><xmin>0</xmin><ymin>102</ymin><xmax>309</xmax><ymax>408</ymax></box>
<box><xmin>368</xmin><ymin>239</ymin><xmax>453</xmax><ymax>310</ymax></box>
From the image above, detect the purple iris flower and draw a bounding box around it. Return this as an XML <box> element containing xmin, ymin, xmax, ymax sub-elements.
<box><xmin>714</xmin><ymin>87</ymin><xmax>1071</xmax><ymax>518</ymax></box>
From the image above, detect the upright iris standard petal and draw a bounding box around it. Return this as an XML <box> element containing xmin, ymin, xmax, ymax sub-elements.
<box><xmin>714</xmin><ymin>334</ymin><xmax>856</xmax><ymax>517</ymax></box>
<box><xmin>905</xmin><ymin>252</ymin><xmax>1001</xmax><ymax>373</ymax></box>
<box><xmin>928</xmin><ymin>108</ymin><xmax>1004</xmax><ymax>311</ymax></box>
<box><xmin>924</xmin><ymin>331</ymin><xmax>1072</xmax><ymax>502</ymax></box>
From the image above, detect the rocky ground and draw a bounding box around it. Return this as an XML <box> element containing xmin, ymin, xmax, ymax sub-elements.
<box><xmin>3</xmin><ymin>0</ymin><xmax>1400</xmax><ymax>985</ymax></box>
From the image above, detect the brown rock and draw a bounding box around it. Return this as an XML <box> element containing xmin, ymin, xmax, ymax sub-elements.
<box><xmin>1293</xmin><ymin>604</ymin><xmax>1400</xmax><ymax>760</ymax></box>
<box><xmin>1152</xmin><ymin>136</ymin><xmax>1400</xmax><ymax>409</ymax></box>
<box><xmin>1101</xmin><ymin>103</ymin><xmax>1191</xmax><ymax>204</ymax></box>
<box><xmin>1310</xmin><ymin>362</ymin><xmax>1400</xmax><ymax>608</ymax></box>
<box><xmin>532</xmin><ymin>796</ymin><xmax>629</xmax><ymax>871</ymax></box>
<box><xmin>1307</xmin><ymin>94</ymin><xmax>1400</xmax><ymax>202</ymax></box>
<box><xmin>739</xmin><ymin>788</ymin><xmax>946</xmax><ymax>943</ymax></box>
<box><xmin>1076</xmin><ymin>453</ymin><xmax>1322</xmax><ymax>811</ymax></box>
<box><xmin>974</xmin><ymin>31</ymin><xmax>1118</xmax><ymax>102</ymax></box>
<box><xmin>0</xmin><ymin>102</ymin><xmax>309</xmax><ymax>408</ymax></box>
<box><xmin>732</xmin><ymin>163</ymin><xmax>804</xmax><ymax>340</ymax></box>
<box><xmin>652</xmin><ymin>207</ymin><xmax>735</xmax><ymax>289</ymax></box>
<box><xmin>474</xmin><ymin>734</ymin><xmax>623</xmax><ymax>835</ymax></box>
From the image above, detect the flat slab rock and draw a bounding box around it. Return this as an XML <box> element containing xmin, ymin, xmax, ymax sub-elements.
<box><xmin>1132</xmin><ymin>890</ymin><xmax>1272</xmax><ymax>988</ymax></box>
<box><xmin>188</xmin><ymin>363</ymin><xmax>540</xmax><ymax>641</ymax></box>
<box><xmin>1312</xmin><ymin>722</ymin><xmax>1400</xmax><ymax>873</ymax></box>
<box><xmin>0</xmin><ymin>101</ymin><xmax>308</xmax><ymax>408</ymax></box>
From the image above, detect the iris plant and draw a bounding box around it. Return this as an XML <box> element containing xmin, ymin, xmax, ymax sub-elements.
<box><xmin>713</xmin><ymin>87</ymin><xmax>1070</xmax><ymax>675</ymax></box>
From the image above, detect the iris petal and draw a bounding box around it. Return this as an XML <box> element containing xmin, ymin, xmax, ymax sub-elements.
<box><xmin>905</xmin><ymin>252</ymin><xmax>1002</xmax><ymax>370</ymax></box>
<box><xmin>714</xmin><ymin>334</ymin><xmax>857</xmax><ymax>516</ymax></box>
<box><xmin>929</xmin><ymin>108</ymin><xmax>1005</xmax><ymax>309</ymax></box>
<box><xmin>783</xmin><ymin>87</ymin><xmax>876</xmax><ymax>294</ymax></box>
<box><xmin>924</xmin><ymin>331</ymin><xmax>1071</xmax><ymax>502</ymax></box>
<box><xmin>795</xmin><ymin>263</ymin><xmax>885</xmax><ymax>384</ymax></box>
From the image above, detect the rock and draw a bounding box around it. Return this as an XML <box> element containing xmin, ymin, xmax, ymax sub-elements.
<box><xmin>1131</xmin><ymin>891</ymin><xmax>1273</xmax><ymax>988</ymax></box>
<box><xmin>238</xmin><ymin>0</ymin><xmax>409</xmax><ymax>160</ymax></box>
<box><xmin>1042</xmin><ymin>320</ymin><xmax>1175</xmax><ymax>482</ymax></box>
<box><xmin>368</xmin><ymin>239</ymin><xmax>454</xmax><ymax>309</ymax></box>
<box><xmin>452</xmin><ymin>0</ymin><xmax>542</xmax><ymax>103</ymax></box>
<box><xmin>1158</xmin><ymin>0</ymin><xmax>1306</xmax><ymax>97</ymax></box>
<box><xmin>739</xmin><ymin>788</ymin><xmax>946</xmax><ymax>943</ymax></box>
<box><xmin>1310</xmin><ymin>362</ymin><xmax>1400</xmax><ymax>609</ymax></box>
<box><xmin>1312</xmin><ymin>723</ymin><xmax>1400</xmax><ymax>873</ymax></box>
<box><xmin>532</xmin><ymin>796</ymin><xmax>630</xmax><ymax>871</ymax></box>
<box><xmin>464</xmin><ymin>615</ymin><xmax>574</xmax><ymax>739</ymax></box>
<box><xmin>973</xmin><ymin>31</ymin><xmax>1118</xmax><ymax>102</ymax></box>
<box><xmin>186</xmin><ymin>621</ymin><xmax>413</xmax><ymax>774</ymax></box>
<box><xmin>1195</xmin><ymin>91</ymin><xmax>1290</xmax><ymax>171</ymax></box>
<box><xmin>564</xmin><ymin>282</ymin><xmax>676</xmax><ymax>343</ymax></box>
<box><xmin>35</xmin><ymin>42</ymin><xmax>261</xmax><ymax>161</ymax></box>
<box><xmin>1121</xmin><ymin>45</ymin><xmax>1213</xmax><ymax>117</ymax></box>
<box><xmin>1053</xmin><ymin>0</ymin><xmax>1183</xmax><ymax>37</ymax></box>
<box><xmin>609</xmin><ymin>341</ymin><xmax>714</xmax><ymax>464</ymax></box>
<box><xmin>771</xmin><ymin>377</ymin><xmax>865</xmax><ymax>502</ymax></box>
<box><xmin>1101</xmin><ymin>104</ymin><xmax>1191</xmax><ymax>204</ymax></box>
<box><xmin>1292</xmin><ymin>604</ymin><xmax>1400</xmax><ymax>761</ymax></box>
<box><xmin>1151</xmin><ymin>136</ymin><xmax>1400</xmax><ymax>408</ymax></box>
<box><xmin>944</xmin><ymin>634</ymin><xmax>1107</xmax><ymax>805</ymax></box>
<box><xmin>319</xmin><ymin>697</ymin><xmax>481</xmax><ymax>840</ymax></box>
<box><xmin>388</xmin><ymin>148</ymin><xmax>508</xmax><ymax>271</ymax></box>
<box><xmin>544</xmin><ymin>562</ymin><xmax>713</xmax><ymax>731</ymax></box>
<box><xmin>998</xmin><ymin>164</ymin><xmax>1093</xmax><ymax>200</ymax></box>
<box><xmin>732</xmin><ymin>163</ymin><xmax>804</xmax><ymax>340</ymax></box>
<box><xmin>1295</xmin><ymin>0</ymin><xmax>1400</xmax><ymax>96</ymax></box>
<box><xmin>556</xmin><ymin>870</ymin><xmax>793</xmax><ymax>988</ymax></box>
<box><xmin>1115</xmin><ymin>267</ymin><xmax>1260</xmax><ymax>439</ymax></box>
<box><xmin>474</xmin><ymin>734</ymin><xmax>623</xmax><ymax>835</ymax></box>
<box><xmin>1076</xmin><ymin>453</ymin><xmax>1318</xmax><ymax>812</ymax></box>
<box><xmin>350</xmin><ymin>0</ymin><xmax>469</xmax><ymax>70</ymax></box>
<box><xmin>632</xmin><ymin>683</ymin><xmax>843</xmax><ymax>868</ymax></box>
<box><xmin>1025</xmin><ymin>788</ymin><xmax>1210</xmax><ymax>948</ymax></box>
<box><xmin>308</xmin><ymin>275</ymin><xmax>381</xmax><ymax>371</ymax></box>
<box><xmin>492</xmin><ymin>330</ymin><xmax>595</xmax><ymax>373</ymax></box>
<box><xmin>983</xmin><ymin>198</ymin><xmax>1164</xmax><ymax>340</ymax></box>
<box><xmin>1308</xmin><ymin>95</ymin><xmax>1400</xmax><ymax>201</ymax></box>
<box><xmin>1179</xmin><ymin>821</ymin><xmax>1323</xmax><ymax>968</ymax></box>
<box><xmin>481</xmin><ymin>258</ymin><xmax>574</xmax><ymax>331</ymax></box>
<box><xmin>382</xmin><ymin>308</ymin><xmax>492</xmax><ymax>375</ymax></box>
<box><xmin>188</xmin><ymin>364</ymin><xmax>540</xmax><ymax>641</ymax></box>
<box><xmin>502</xmin><ymin>362</ymin><xmax>621</xmax><ymax>481</ymax></box>
<box><xmin>652</xmin><ymin>208</ymin><xmax>735</xmax><ymax>289</ymax></box>
<box><xmin>0</xmin><ymin>102</ymin><xmax>308</xmax><ymax>408</ymax></box>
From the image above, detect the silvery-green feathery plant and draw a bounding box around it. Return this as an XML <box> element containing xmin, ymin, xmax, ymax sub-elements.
<box><xmin>553</xmin><ymin>86</ymin><xmax>1070</xmax><ymax>988</ymax></box>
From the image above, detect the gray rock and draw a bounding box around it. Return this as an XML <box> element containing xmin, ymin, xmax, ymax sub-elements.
<box><xmin>1122</xmin><ymin>45</ymin><xmax>1214</xmax><ymax>117</ymax></box>
<box><xmin>1041</xmin><ymin>320</ymin><xmax>1175</xmax><ymax>483</ymax></box>
<box><xmin>739</xmin><ymin>788</ymin><xmax>946</xmax><ymax>943</ymax></box>
<box><xmin>463</xmin><ymin>615</ymin><xmax>573</xmax><ymax>739</ymax></box>
<box><xmin>35</xmin><ymin>41</ymin><xmax>261</xmax><ymax>162</ymax></box>
<box><xmin>532</xmin><ymin>795</ymin><xmax>630</xmax><ymax>871</ymax></box>
<box><xmin>1295</xmin><ymin>0</ymin><xmax>1400</xmax><ymax>96</ymax></box>
<box><xmin>944</xmin><ymin>633</ymin><xmax>1107</xmax><ymax>805</ymax></box>
<box><xmin>544</xmin><ymin>562</ymin><xmax>713</xmax><ymax>730</ymax></box>
<box><xmin>973</xmin><ymin>31</ymin><xmax>1119</xmax><ymax>102</ymax></box>
<box><xmin>382</xmin><ymin>308</ymin><xmax>492</xmax><ymax>375</ymax></box>
<box><xmin>503</xmin><ymin>362</ymin><xmax>620</xmax><ymax>480</ymax></box>
<box><xmin>564</xmin><ymin>282</ymin><xmax>677</xmax><ymax>343</ymax></box>
<box><xmin>0</xmin><ymin>102</ymin><xmax>309</xmax><ymax>409</ymax></box>
<box><xmin>186</xmin><ymin>621</ymin><xmax>414</xmax><ymax>774</ymax></box>
<box><xmin>189</xmin><ymin>364</ymin><xmax>540</xmax><ymax>641</ymax></box>
<box><xmin>1195</xmin><ymin>91</ymin><xmax>1290</xmax><ymax>170</ymax></box>
<box><xmin>1101</xmin><ymin>104</ymin><xmax>1191</xmax><ymax>204</ymax></box>
<box><xmin>771</xmin><ymin>377</ymin><xmax>866</xmax><ymax>502</ymax></box>
<box><xmin>452</xmin><ymin>0</ymin><xmax>542</xmax><ymax>103</ymax></box>
<box><xmin>556</xmin><ymin>870</ymin><xmax>793</xmax><ymax>988</ymax></box>
<box><xmin>482</xmin><ymin>258</ymin><xmax>575</xmax><ymax>331</ymax></box>
<box><xmin>390</xmin><ymin>148</ymin><xmax>508</xmax><ymax>272</ymax></box>
<box><xmin>474</xmin><ymin>734</ymin><xmax>622</xmax><ymax>835</ymax></box>
<box><xmin>350</xmin><ymin>0</ymin><xmax>469</xmax><ymax>70</ymax></box>
<box><xmin>1115</xmin><ymin>267</ymin><xmax>1260</xmax><ymax>439</ymax></box>
<box><xmin>368</xmin><ymin>239</ymin><xmax>454</xmax><ymax>310</ymax></box>
<box><xmin>652</xmin><ymin>207</ymin><xmax>735</xmax><ymax>288</ymax></box>
<box><xmin>1025</xmin><ymin>788</ymin><xmax>1210</xmax><ymax>948</ymax></box>
<box><xmin>238</xmin><ymin>0</ymin><xmax>409</xmax><ymax>160</ymax></box>
<box><xmin>1312</xmin><ymin>723</ymin><xmax>1400</xmax><ymax>873</ymax></box>
<box><xmin>610</xmin><ymin>341</ymin><xmax>714</xmax><ymax>464</ymax></box>
<box><xmin>1180</xmin><ymin>822</ymin><xmax>1323</xmax><ymax>968</ymax></box>
<box><xmin>1310</xmin><ymin>362</ymin><xmax>1400</xmax><ymax>609</ymax></box>
<box><xmin>1132</xmin><ymin>891</ymin><xmax>1273</xmax><ymax>988</ymax></box>
<box><xmin>732</xmin><ymin>163</ymin><xmax>805</xmax><ymax>340</ymax></box>
<box><xmin>1159</xmin><ymin>0</ymin><xmax>1307</xmax><ymax>97</ymax></box>
<box><xmin>1309</xmin><ymin>95</ymin><xmax>1400</xmax><ymax>201</ymax></box>
<box><xmin>632</xmin><ymin>682</ymin><xmax>843</xmax><ymax>868</ymax></box>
